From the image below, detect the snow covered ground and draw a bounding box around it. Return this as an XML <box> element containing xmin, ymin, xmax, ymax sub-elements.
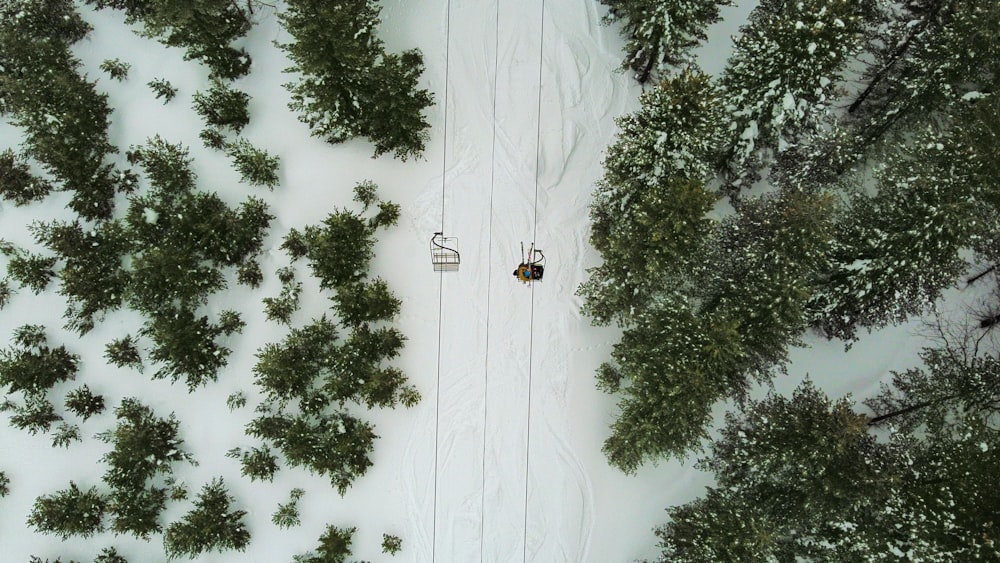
<box><xmin>0</xmin><ymin>0</ymin><xmax>935</xmax><ymax>561</ymax></box>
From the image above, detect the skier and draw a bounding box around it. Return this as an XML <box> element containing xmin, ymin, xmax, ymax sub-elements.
<box><xmin>513</xmin><ymin>242</ymin><xmax>544</xmax><ymax>283</ymax></box>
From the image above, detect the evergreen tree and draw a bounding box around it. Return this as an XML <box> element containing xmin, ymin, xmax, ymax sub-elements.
<box><xmin>104</xmin><ymin>336</ymin><xmax>143</xmax><ymax>372</ymax></box>
<box><xmin>254</xmin><ymin>317</ymin><xmax>340</xmax><ymax>402</ymax></box>
<box><xmin>3</xmin><ymin>246</ymin><xmax>57</xmax><ymax>294</ymax></box>
<box><xmin>247</xmin><ymin>410</ymin><xmax>376</xmax><ymax>495</ymax></box>
<box><xmin>85</xmin><ymin>0</ymin><xmax>253</xmax><ymax>80</ymax></box>
<box><xmin>226</xmin><ymin>138</ymin><xmax>279</xmax><ymax>188</ymax></box>
<box><xmin>226</xmin><ymin>391</ymin><xmax>248</xmax><ymax>411</ymax></box>
<box><xmin>579</xmin><ymin>69</ymin><xmax>724</xmax><ymax>326</ymax></box>
<box><xmin>0</xmin><ymin>470</ymin><xmax>9</xmax><ymax>497</ymax></box>
<box><xmin>141</xmin><ymin>308</ymin><xmax>233</xmax><ymax>390</ymax></box>
<box><xmin>227</xmin><ymin>445</ymin><xmax>279</xmax><ymax>482</ymax></box>
<box><xmin>0</xmin><ymin>324</ymin><xmax>79</xmax><ymax>396</ymax></box>
<box><xmin>94</xmin><ymin>547</ymin><xmax>127</xmax><ymax>563</ymax></box>
<box><xmin>599</xmin><ymin>0</ymin><xmax>731</xmax><ymax>83</ymax></box>
<box><xmin>27</xmin><ymin>481</ymin><xmax>106</xmax><ymax>540</ymax></box>
<box><xmin>65</xmin><ymin>384</ymin><xmax>106</xmax><ymax>421</ymax></box>
<box><xmin>331</xmin><ymin>279</ymin><xmax>401</xmax><ymax>327</ymax></box>
<box><xmin>9</xmin><ymin>396</ymin><xmax>62</xmax><ymax>435</ymax></box>
<box><xmin>811</xmin><ymin>95</ymin><xmax>1000</xmax><ymax>340</ymax></box>
<box><xmin>163</xmin><ymin>478</ymin><xmax>250</xmax><ymax>559</ymax></box>
<box><xmin>99</xmin><ymin>58</ymin><xmax>130</xmax><ymax>81</ymax></box>
<box><xmin>0</xmin><ymin>278</ymin><xmax>12</xmax><ymax>308</ymax></box>
<box><xmin>107</xmin><ymin>485</ymin><xmax>167</xmax><ymax>539</ymax></box>
<box><xmin>263</xmin><ymin>266</ymin><xmax>302</xmax><ymax>325</ymax></box>
<box><xmin>0</xmin><ymin>149</ymin><xmax>52</xmax><ymax>205</ymax></box>
<box><xmin>32</xmin><ymin>219</ymin><xmax>132</xmax><ymax>335</ymax></box>
<box><xmin>193</xmin><ymin>81</ymin><xmax>251</xmax><ymax>133</ymax></box>
<box><xmin>295</xmin><ymin>525</ymin><xmax>356</xmax><ymax>563</ymax></box>
<box><xmin>97</xmin><ymin>398</ymin><xmax>193</xmax><ymax>492</ymax></box>
<box><xmin>272</xmin><ymin>487</ymin><xmax>304</xmax><ymax>528</ymax></box>
<box><xmin>382</xmin><ymin>533</ymin><xmax>402</xmax><ymax>556</ymax></box>
<box><xmin>718</xmin><ymin>0</ymin><xmax>877</xmax><ymax>191</ymax></box>
<box><xmin>50</xmin><ymin>421</ymin><xmax>81</xmax><ymax>447</ymax></box>
<box><xmin>147</xmin><ymin>78</ymin><xmax>177</xmax><ymax>103</ymax></box>
<box><xmin>280</xmin><ymin>0</ymin><xmax>433</xmax><ymax>160</ymax></box>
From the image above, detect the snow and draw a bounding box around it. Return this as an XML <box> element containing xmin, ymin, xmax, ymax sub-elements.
<box><xmin>0</xmin><ymin>0</ymin><xmax>933</xmax><ymax>562</ymax></box>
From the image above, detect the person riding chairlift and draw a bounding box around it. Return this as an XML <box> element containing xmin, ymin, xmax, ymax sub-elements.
<box><xmin>513</xmin><ymin>243</ymin><xmax>544</xmax><ymax>283</ymax></box>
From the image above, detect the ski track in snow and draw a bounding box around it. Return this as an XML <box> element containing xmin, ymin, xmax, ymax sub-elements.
<box><xmin>402</xmin><ymin>0</ymin><xmax>636</xmax><ymax>561</ymax></box>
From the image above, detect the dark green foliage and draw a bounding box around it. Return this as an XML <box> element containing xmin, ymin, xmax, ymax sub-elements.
<box><xmin>99</xmin><ymin>58</ymin><xmax>130</xmax><ymax>81</ymax></box>
<box><xmin>718</xmin><ymin>0</ymin><xmax>878</xmax><ymax>190</ymax></box>
<box><xmin>226</xmin><ymin>138</ymin><xmax>279</xmax><ymax>188</ymax></box>
<box><xmin>86</xmin><ymin>0</ymin><xmax>252</xmax><ymax>80</ymax></box>
<box><xmin>295</xmin><ymin>525</ymin><xmax>357</xmax><ymax>563</ymax></box>
<box><xmin>280</xmin><ymin>0</ymin><xmax>433</xmax><ymax>160</ymax></box>
<box><xmin>104</xmin><ymin>336</ymin><xmax>143</xmax><ymax>372</ymax></box>
<box><xmin>141</xmin><ymin>309</ymin><xmax>234</xmax><ymax>391</ymax></box>
<box><xmin>0</xmin><ymin>325</ymin><xmax>78</xmax><ymax>396</ymax></box>
<box><xmin>237</xmin><ymin>260</ymin><xmax>264</xmax><ymax>288</ymax></box>
<box><xmin>844</xmin><ymin>0</ymin><xmax>1000</xmax><ymax>154</ymax></box>
<box><xmin>247</xmin><ymin>410</ymin><xmax>376</xmax><ymax>495</ymax></box>
<box><xmin>0</xmin><ymin>149</ymin><xmax>52</xmax><ymax>205</ymax></box>
<box><xmin>226</xmin><ymin>391</ymin><xmax>247</xmax><ymax>411</ymax></box>
<box><xmin>272</xmin><ymin>487</ymin><xmax>304</xmax><ymax>528</ymax></box>
<box><xmin>0</xmin><ymin>470</ymin><xmax>9</xmax><ymax>496</ymax></box>
<box><xmin>32</xmin><ymin>220</ymin><xmax>131</xmax><ymax>335</ymax></box>
<box><xmin>600</xmin><ymin>0</ymin><xmax>731</xmax><ymax>83</ymax></box>
<box><xmin>94</xmin><ymin>547</ymin><xmax>127</xmax><ymax>563</ymax></box>
<box><xmin>227</xmin><ymin>446</ymin><xmax>279</xmax><ymax>482</ymax></box>
<box><xmin>27</xmin><ymin>481</ymin><xmax>106</xmax><ymax>540</ymax></box>
<box><xmin>199</xmin><ymin>128</ymin><xmax>226</xmax><ymax>150</ymax></box>
<box><xmin>4</xmin><ymin>248</ymin><xmax>57</xmax><ymax>294</ymax></box>
<box><xmin>193</xmin><ymin>82</ymin><xmax>251</xmax><ymax>133</ymax></box>
<box><xmin>254</xmin><ymin>317</ymin><xmax>340</xmax><ymax>401</ymax></box>
<box><xmin>263</xmin><ymin>267</ymin><xmax>302</xmax><ymax>324</ymax></box>
<box><xmin>107</xmin><ymin>485</ymin><xmax>167</xmax><ymax>539</ymax></box>
<box><xmin>0</xmin><ymin>0</ymin><xmax>125</xmax><ymax>220</ymax></box>
<box><xmin>148</xmin><ymin>78</ymin><xmax>177</xmax><ymax>102</ymax></box>
<box><xmin>811</xmin><ymin>96</ymin><xmax>1000</xmax><ymax>340</ymax></box>
<box><xmin>9</xmin><ymin>396</ymin><xmax>62</xmax><ymax>435</ymax></box>
<box><xmin>382</xmin><ymin>533</ymin><xmax>402</xmax><ymax>556</ymax></box>
<box><xmin>97</xmin><ymin>398</ymin><xmax>192</xmax><ymax>492</ymax></box>
<box><xmin>0</xmin><ymin>279</ymin><xmax>12</xmax><ymax>308</ymax></box>
<box><xmin>51</xmin><ymin>421</ymin><xmax>81</xmax><ymax>447</ymax></box>
<box><xmin>579</xmin><ymin>69</ymin><xmax>723</xmax><ymax>326</ymax></box>
<box><xmin>331</xmin><ymin>279</ymin><xmax>401</xmax><ymax>327</ymax></box>
<box><xmin>163</xmin><ymin>478</ymin><xmax>250</xmax><ymax>559</ymax></box>
<box><xmin>654</xmin><ymin>379</ymin><xmax>1000</xmax><ymax>560</ymax></box>
<box><xmin>65</xmin><ymin>384</ymin><xmax>105</xmax><ymax>421</ymax></box>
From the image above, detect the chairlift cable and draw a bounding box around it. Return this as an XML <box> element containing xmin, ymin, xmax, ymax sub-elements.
<box><xmin>431</xmin><ymin>0</ymin><xmax>452</xmax><ymax>559</ymax></box>
<box><xmin>480</xmin><ymin>0</ymin><xmax>502</xmax><ymax>559</ymax></box>
<box><xmin>523</xmin><ymin>0</ymin><xmax>546</xmax><ymax>560</ymax></box>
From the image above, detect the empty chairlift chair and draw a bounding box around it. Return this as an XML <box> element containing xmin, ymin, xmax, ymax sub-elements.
<box><xmin>430</xmin><ymin>232</ymin><xmax>460</xmax><ymax>272</ymax></box>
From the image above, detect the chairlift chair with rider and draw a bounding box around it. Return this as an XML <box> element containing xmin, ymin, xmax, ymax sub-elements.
<box><xmin>513</xmin><ymin>242</ymin><xmax>544</xmax><ymax>283</ymax></box>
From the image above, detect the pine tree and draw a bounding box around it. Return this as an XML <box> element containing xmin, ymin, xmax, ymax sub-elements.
<box><xmin>718</xmin><ymin>0</ymin><xmax>878</xmax><ymax>192</ymax></box>
<box><xmin>3</xmin><ymin>246</ymin><xmax>57</xmax><ymax>294</ymax></box>
<box><xmin>0</xmin><ymin>470</ymin><xmax>9</xmax><ymax>496</ymax></box>
<box><xmin>280</xmin><ymin>0</ymin><xmax>432</xmax><ymax>160</ymax></box>
<box><xmin>27</xmin><ymin>481</ymin><xmax>107</xmax><ymax>540</ymax></box>
<box><xmin>599</xmin><ymin>0</ymin><xmax>732</xmax><ymax>82</ymax></box>
<box><xmin>32</xmin><ymin>219</ymin><xmax>131</xmax><ymax>335</ymax></box>
<box><xmin>272</xmin><ymin>487</ymin><xmax>304</xmax><ymax>528</ymax></box>
<box><xmin>104</xmin><ymin>336</ymin><xmax>143</xmax><ymax>372</ymax></box>
<box><xmin>263</xmin><ymin>267</ymin><xmax>302</xmax><ymax>325</ymax></box>
<box><xmin>193</xmin><ymin>82</ymin><xmax>251</xmax><ymax>133</ymax></box>
<box><xmin>163</xmin><ymin>478</ymin><xmax>250</xmax><ymax>559</ymax></box>
<box><xmin>65</xmin><ymin>384</ymin><xmax>106</xmax><ymax>421</ymax></box>
<box><xmin>227</xmin><ymin>446</ymin><xmax>279</xmax><ymax>482</ymax></box>
<box><xmin>107</xmin><ymin>485</ymin><xmax>168</xmax><ymax>539</ymax></box>
<box><xmin>94</xmin><ymin>547</ymin><xmax>127</xmax><ymax>563</ymax></box>
<box><xmin>9</xmin><ymin>396</ymin><xmax>63</xmax><ymax>435</ymax></box>
<box><xmin>99</xmin><ymin>58</ymin><xmax>130</xmax><ymax>81</ymax></box>
<box><xmin>578</xmin><ymin>69</ymin><xmax>723</xmax><ymax>327</ymax></box>
<box><xmin>295</xmin><ymin>525</ymin><xmax>356</xmax><ymax>563</ymax></box>
<box><xmin>0</xmin><ymin>324</ymin><xmax>79</xmax><ymax>396</ymax></box>
<box><xmin>50</xmin><ymin>422</ymin><xmax>81</xmax><ymax>447</ymax></box>
<box><xmin>811</xmin><ymin>95</ymin><xmax>1000</xmax><ymax>340</ymax></box>
<box><xmin>382</xmin><ymin>533</ymin><xmax>402</xmax><ymax>556</ymax></box>
<box><xmin>226</xmin><ymin>138</ymin><xmax>279</xmax><ymax>188</ymax></box>
<box><xmin>97</xmin><ymin>398</ymin><xmax>193</xmax><ymax>492</ymax></box>
<box><xmin>147</xmin><ymin>78</ymin><xmax>177</xmax><ymax>103</ymax></box>
<box><xmin>0</xmin><ymin>149</ymin><xmax>53</xmax><ymax>205</ymax></box>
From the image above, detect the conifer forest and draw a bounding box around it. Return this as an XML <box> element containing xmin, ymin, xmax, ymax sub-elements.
<box><xmin>0</xmin><ymin>0</ymin><xmax>998</xmax><ymax>561</ymax></box>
